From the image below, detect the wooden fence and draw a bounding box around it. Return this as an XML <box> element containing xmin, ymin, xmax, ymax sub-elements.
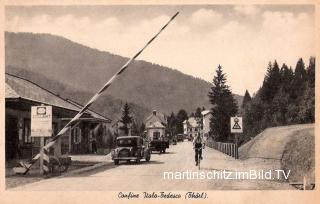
<box><xmin>206</xmin><ymin>140</ymin><xmax>238</xmax><ymax>159</ymax></box>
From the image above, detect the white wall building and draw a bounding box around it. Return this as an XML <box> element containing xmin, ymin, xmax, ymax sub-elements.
<box><xmin>183</xmin><ymin>117</ymin><xmax>201</xmax><ymax>139</ymax></box>
<box><xmin>201</xmin><ymin>110</ymin><xmax>212</xmax><ymax>137</ymax></box>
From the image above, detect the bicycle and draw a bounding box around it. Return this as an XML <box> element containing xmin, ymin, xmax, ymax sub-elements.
<box><xmin>194</xmin><ymin>146</ymin><xmax>204</xmax><ymax>170</ymax></box>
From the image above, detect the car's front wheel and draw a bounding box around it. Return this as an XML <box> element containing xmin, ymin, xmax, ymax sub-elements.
<box><xmin>145</xmin><ymin>154</ymin><xmax>151</xmax><ymax>162</ymax></box>
<box><xmin>114</xmin><ymin>160</ymin><xmax>119</xmax><ymax>165</ymax></box>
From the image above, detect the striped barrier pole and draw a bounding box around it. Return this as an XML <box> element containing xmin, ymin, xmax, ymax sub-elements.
<box><xmin>15</xmin><ymin>12</ymin><xmax>180</xmax><ymax>174</ymax></box>
<box><xmin>43</xmin><ymin>147</ymin><xmax>50</xmax><ymax>174</ymax></box>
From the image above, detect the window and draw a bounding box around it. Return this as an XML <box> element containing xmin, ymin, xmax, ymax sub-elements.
<box><xmin>72</xmin><ymin>127</ymin><xmax>82</xmax><ymax>144</ymax></box>
<box><xmin>23</xmin><ymin>119</ymin><xmax>33</xmax><ymax>143</ymax></box>
<box><xmin>153</xmin><ymin>132</ymin><xmax>160</xmax><ymax>140</ymax></box>
<box><xmin>195</xmin><ymin>128</ymin><xmax>198</xmax><ymax>131</ymax></box>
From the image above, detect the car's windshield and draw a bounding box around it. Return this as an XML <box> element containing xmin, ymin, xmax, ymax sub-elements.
<box><xmin>117</xmin><ymin>138</ymin><xmax>138</xmax><ymax>147</ymax></box>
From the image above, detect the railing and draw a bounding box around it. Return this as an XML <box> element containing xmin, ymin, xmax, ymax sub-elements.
<box><xmin>206</xmin><ymin>140</ymin><xmax>238</xmax><ymax>159</ymax></box>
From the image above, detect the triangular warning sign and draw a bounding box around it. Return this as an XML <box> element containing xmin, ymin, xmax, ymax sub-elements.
<box><xmin>232</xmin><ymin>121</ymin><xmax>241</xmax><ymax>129</ymax></box>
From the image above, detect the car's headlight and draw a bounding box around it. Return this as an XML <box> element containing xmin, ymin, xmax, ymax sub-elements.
<box><xmin>112</xmin><ymin>149</ymin><xmax>118</xmax><ymax>156</ymax></box>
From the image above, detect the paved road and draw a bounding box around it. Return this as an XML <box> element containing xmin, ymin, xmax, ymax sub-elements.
<box><xmin>11</xmin><ymin>141</ymin><xmax>293</xmax><ymax>191</ymax></box>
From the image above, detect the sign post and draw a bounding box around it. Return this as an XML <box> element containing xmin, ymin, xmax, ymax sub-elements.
<box><xmin>230</xmin><ymin>116</ymin><xmax>243</xmax><ymax>159</ymax></box>
<box><xmin>31</xmin><ymin>105</ymin><xmax>52</xmax><ymax>175</ymax></box>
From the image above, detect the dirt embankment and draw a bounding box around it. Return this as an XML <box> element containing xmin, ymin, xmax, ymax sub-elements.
<box><xmin>239</xmin><ymin>124</ymin><xmax>315</xmax><ymax>184</ymax></box>
<box><xmin>281</xmin><ymin>128</ymin><xmax>315</xmax><ymax>184</ymax></box>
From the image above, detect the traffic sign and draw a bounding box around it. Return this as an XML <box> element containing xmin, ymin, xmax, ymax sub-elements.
<box><xmin>31</xmin><ymin>105</ymin><xmax>52</xmax><ymax>137</ymax></box>
<box><xmin>230</xmin><ymin>116</ymin><xmax>243</xmax><ymax>133</ymax></box>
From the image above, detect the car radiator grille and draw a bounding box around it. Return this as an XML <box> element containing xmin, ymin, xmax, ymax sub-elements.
<box><xmin>118</xmin><ymin>149</ymin><xmax>130</xmax><ymax>157</ymax></box>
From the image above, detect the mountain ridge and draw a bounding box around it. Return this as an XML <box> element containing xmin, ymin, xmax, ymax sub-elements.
<box><xmin>5</xmin><ymin>31</ymin><xmax>243</xmax><ymax>119</ymax></box>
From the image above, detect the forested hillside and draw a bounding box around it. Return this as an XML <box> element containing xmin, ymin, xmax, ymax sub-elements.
<box><xmin>5</xmin><ymin>32</ymin><xmax>242</xmax><ymax>116</ymax></box>
<box><xmin>240</xmin><ymin>57</ymin><xmax>315</xmax><ymax>144</ymax></box>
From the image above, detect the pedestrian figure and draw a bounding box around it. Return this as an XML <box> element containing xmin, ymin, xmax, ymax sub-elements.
<box><xmin>91</xmin><ymin>138</ymin><xmax>97</xmax><ymax>154</ymax></box>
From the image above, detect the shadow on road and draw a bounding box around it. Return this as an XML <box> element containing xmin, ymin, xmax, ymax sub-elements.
<box><xmin>63</xmin><ymin>162</ymin><xmax>119</xmax><ymax>178</ymax></box>
<box><xmin>151</xmin><ymin>151</ymin><xmax>176</xmax><ymax>155</ymax></box>
<box><xmin>163</xmin><ymin>151</ymin><xmax>176</xmax><ymax>154</ymax></box>
<box><xmin>117</xmin><ymin>160</ymin><xmax>164</xmax><ymax>166</ymax></box>
<box><xmin>61</xmin><ymin>160</ymin><xmax>165</xmax><ymax>178</ymax></box>
<box><xmin>136</xmin><ymin>160</ymin><xmax>164</xmax><ymax>165</ymax></box>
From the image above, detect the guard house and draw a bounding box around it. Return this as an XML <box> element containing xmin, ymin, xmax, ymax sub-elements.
<box><xmin>145</xmin><ymin>110</ymin><xmax>167</xmax><ymax>140</ymax></box>
<box><xmin>64</xmin><ymin>99</ymin><xmax>113</xmax><ymax>154</ymax></box>
<box><xmin>5</xmin><ymin>73</ymin><xmax>111</xmax><ymax>162</ymax></box>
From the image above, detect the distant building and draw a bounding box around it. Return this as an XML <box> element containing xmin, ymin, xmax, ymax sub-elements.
<box><xmin>5</xmin><ymin>73</ymin><xmax>111</xmax><ymax>162</ymax></box>
<box><xmin>183</xmin><ymin>117</ymin><xmax>201</xmax><ymax>139</ymax></box>
<box><xmin>201</xmin><ymin>110</ymin><xmax>212</xmax><ymax>137</ymax></box>
<box><xmin>145</xmin><ymin>110</ymin><xmax>167</xmax><ymax>140</ymax></box>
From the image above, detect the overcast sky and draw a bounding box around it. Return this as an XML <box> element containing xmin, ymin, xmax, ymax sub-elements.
<box><xmin>5</xmin><ymin>5</ymin><xmax>315</xmax><ymax>95</ymax></box>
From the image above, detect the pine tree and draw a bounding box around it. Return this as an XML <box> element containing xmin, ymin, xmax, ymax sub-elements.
<box><xmin>241</xmin><ymin>90</ymin><xmax>252</xmax><ymax>109</ymax></box>
<box><xmin>140</xmin><ymin>123</ymin><xmax>146</xmax><ymax>134</ymax></box>
<box><xmin>131</xmin><ymin>120</ymin><xmax>140</xmax><ymax>136</ymax></box>
<box><xmin>290</xmin><ymin>58</ymin><xmax>307</xmax><ymax>100</ymax></box>
<box><xmin>299</xmin><ymin>57</ymin><xmax>315</xmax><ymax>123</ymax></box>
<box><xmin>195</xmin><ymin>107</ymin><xmax>202</xmax><ymax>118</ymax></box>
<box><xmin>119</xmin><ymin>103</ymin><xmax>133</xmax><ymax>135</ymax></box>
<box><xmin>208</xmin><ymin>65</ymin><xmax>238</xmax><ymax>142</ymax></box>
<box><xmin>280</xmin><ymin>63</ymin><xmax>294</xmax><ymax>93</ymax></box>
<box><xmin>261</xmin><ymin>61</ymin><xmax>281</xmax><ymax>102</ymax></box>
<box><xmin>307</xmin><ymin>57</ymin><xmax>315</xmax><ymax>88</ymax></box>
<box><xmin>176</xmin><ymin>109</ymin><xmax>188</xmax><ymax>134</ymax></box>
<box><xmin>167</xmin><ymin>112</ymin><xmax>177</xmax><ymax>136</ymax></box>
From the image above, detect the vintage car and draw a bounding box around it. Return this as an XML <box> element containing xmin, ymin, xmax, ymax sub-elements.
<box><xmin>164</xmin><ymin>136</ymin><xmax>170</xmax><ymax>148</ymax></box>
<box><xmin>149</xmin><ymin>135</ymin><xmax>169</xmax><ymax>153</ymax></box>
<box><xmin>172</xmin><ymin>135</ymin><xmax>177</xmax><ymax>145</ymax></box>
<box><xmin>176</xmin><ymin>134</ymin><xmax>184</xmax><ymax>142</ymax></box>
<box><xmin>111</xmin><ymin>136</ymin><xmax>151</xmax><ymax>165</ymax></box>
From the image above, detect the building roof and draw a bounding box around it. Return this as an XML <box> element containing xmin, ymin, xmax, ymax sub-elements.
<box><xmin>145</xmin><ymin>110</ymin><xmax>166</xmax><ymax>124</ymax></box>
<box><xmin>5</xmin><ymin>73</ymin><xmax>111</xmax><ymax>122</ymax></box>
<box><xmin>186</xmin><ymin>117</ymin><xmax>200</xmax><ymax>127</ymax></box>
<box><xmin>146</xmin><ymin>121</ymin><xmax>165</xmax><ymax>129</ymax></box>
<box><xmin>201</xmin><ymin>110</ymin><xmax>211</xmax><ymax>116</ymax></box>
<box><xmin>5</xmin><ymin>83</ymin><xmax>20</xmax><ymax>98</ymax></box>
<box><xmin>66</xmin><ymin>99</ymin><xmax>111</xmax><ymax>122</ymax></box>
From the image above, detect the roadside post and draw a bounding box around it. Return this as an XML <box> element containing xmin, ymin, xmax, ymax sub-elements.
<box><xmin>31</xmin><ymin>105</ymin><xmax>52</xmax><ymax>175</ymax></box>
<box><xmin>230</xmin><ymin>116</ymin><xmax>243</xmax><ymax>159</ymax></box>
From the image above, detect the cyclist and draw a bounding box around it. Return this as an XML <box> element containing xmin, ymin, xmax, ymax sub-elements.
<box><xmin>193</xmin><ymin>134</ymin><xmax>205</xmax><ymax>166</ymax></box>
